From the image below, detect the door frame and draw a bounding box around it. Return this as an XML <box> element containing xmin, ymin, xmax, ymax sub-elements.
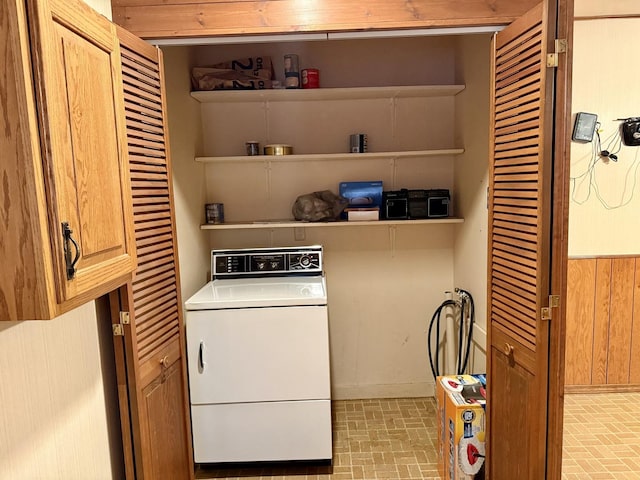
<box><xmin>546</xmin><ymin>0</ymin><xmax>573</xmax><ymax>478</ymax></box>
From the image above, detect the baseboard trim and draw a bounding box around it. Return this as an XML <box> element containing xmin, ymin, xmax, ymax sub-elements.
<box><xmin>332</xmin><ymin>382</ymin><xmax>436</xmax><ymax>400</ymax></box>
<box><xmin>565</xmin><ymin>384</ymin><xmax>640</xmax><ymax>394</ymax></box>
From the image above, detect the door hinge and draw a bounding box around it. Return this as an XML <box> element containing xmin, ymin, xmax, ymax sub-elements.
<box><xmin>541</xmin><ymin>307</ymin><xmax>551</xmax><ymax>321</ymax></box>
<box><xmin>541</xmin><ymin>295</ymin><xmax>560</xmax><ymax>321</ymax></box>
<box><xmin>113</xmin><ymin>311</ymin><xmax>130</xmax><ymax>336</ymax></box>
<box><xmin>546</xmin><ymin>39</ymin><xmax>567</xmax><ymax>68</ymax></box>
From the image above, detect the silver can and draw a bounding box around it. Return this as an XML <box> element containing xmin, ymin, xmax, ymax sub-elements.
<box><xmin>350</xmin><ymin>133</ymin><xmax>368</xmax><ymax>153</ymax></box>
<box><xmin>205</xmin><ymin>203</ymin><xmax>224</xmax><ymax>224</ymax></box>
<box><xmin>284</xmin><ymin>54</ymin><xmax>300</xmax><ymax>89</ymax></box>
<box><xmin>245</xmin><ymin>141</ymin><xmax>260</xmax><ymax>156</ymax></box>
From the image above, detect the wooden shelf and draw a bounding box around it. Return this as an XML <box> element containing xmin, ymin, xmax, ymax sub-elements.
<box><xmin>200</xmin><ymin>218</ymin><xmax>464</xmax><ymax>230</ymax></box>
<box><xmin>190</xmin><ymin>85</ymin><xmax>465</xmax><ymax>103</ymax></box>
<box><xmin>195</xmin><ymin>149</ymin><xmax>464</xmax><ymax>164</ymax></box>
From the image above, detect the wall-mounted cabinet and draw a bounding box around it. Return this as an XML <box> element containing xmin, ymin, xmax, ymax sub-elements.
<box><xmin>1</xmin><ymin>0</ymin><xmax>136</xmax><ymax>320</ymax></box>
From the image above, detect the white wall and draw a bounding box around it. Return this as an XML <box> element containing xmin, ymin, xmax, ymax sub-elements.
<box><xmin>0</xmin><ymin>302</ymin><xmax>122</xmax><ymax>480</ymax></box>
<box><xmin>453</xmin><ymin>34</ymin><xmax>491</xmax><ymax>374</ymax></box>
<box><xmin>569</xmin><ymin>17</ymin><xmax>640</xmax><ymax>256</ymax></box>
<box><xmin>179</xmin><ymin>37</ymin><xmax>490</xmax><ymax>398</ymax></box>
<box><xmin>162</xmin><ymin>46</ymin><xmax>209</xmax><ymax>300</ymax></box>
<box><xmin>0</xmin><ymin>2</ymin><xmax>124</xmax><ymax>480</ymax></box>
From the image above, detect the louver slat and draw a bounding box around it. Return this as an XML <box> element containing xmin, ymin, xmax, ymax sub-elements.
<box><xmin>120</xmin><ymin>42</ymin><xmax>181</xmax><ymax>365</ymax></box>
<box><xmin>489</xmin><ymin>17</ymin><xmax>545</xmax><ymax>352</ymax></box>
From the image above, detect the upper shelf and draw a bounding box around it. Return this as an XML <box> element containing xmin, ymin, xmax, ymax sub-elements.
<box><xmin>190</xmin><ymin>85</ymin><xmax>466</xmax><ymax>103</ymax></box>
<box><xmin>195</xmin><ymin>149</ymin><xmax>465</xmax><ymax>164</ymax></box>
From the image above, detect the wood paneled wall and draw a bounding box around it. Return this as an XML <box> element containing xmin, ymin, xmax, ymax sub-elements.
<box><xmin>565</xmin><ymin>256</ymin><xmax>640</xmax><ymax>392</ymax></box>
<box><xmin>111</xmin><ymin>0</ymin><xmax>541</xmax><ymax>39</ymax></box>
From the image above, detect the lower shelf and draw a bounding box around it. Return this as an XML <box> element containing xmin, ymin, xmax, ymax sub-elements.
<box><xmin>200</xmin><ymin>218</ymin><xmax>464</xmax><ymax>230</ymax></box>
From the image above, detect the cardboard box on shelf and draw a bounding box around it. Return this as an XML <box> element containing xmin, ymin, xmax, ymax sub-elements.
<box><xmin>345</xmin><ymin>207</ymin><xmax>379</xmax><ymax>221</ymax></box>
<box><xmin>436</xmin><ymin>375</ymin><xmax>486</xmax><ymax>480</ymax></box>
<box><xmin>339</xmin><ymin>181</ymin><xmax>383</xmax><ymax>220</ymax></box>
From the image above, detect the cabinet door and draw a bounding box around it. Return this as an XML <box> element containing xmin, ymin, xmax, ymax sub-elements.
<box><xmin>111</xmin><ymin>26</ymin><xmax>193</xmax><ymax>480</ymax></box>
<box><xmin>27</xmin><ymin>0</ymin><xmax>136</xmax><ymax>303</ymax></box>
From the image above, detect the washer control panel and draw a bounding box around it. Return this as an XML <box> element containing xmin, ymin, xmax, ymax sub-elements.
<box><xmin>212</xmin><ymin>246</ymin><xmax>323</xmax><ymax>279</ymax></box>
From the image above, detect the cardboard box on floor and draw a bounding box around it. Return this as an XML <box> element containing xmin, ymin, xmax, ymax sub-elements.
<box><xmin>436</xmin><ymin>375</ymin><xmax>487</xmax><ymax>480</ymax></box>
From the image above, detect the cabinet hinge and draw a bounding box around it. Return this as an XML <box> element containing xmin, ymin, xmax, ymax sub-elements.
<box><xmin>549</xmin><ymin>295</ymin><xmax>560</xmax><ymax>308</ymax></box>
<box><xmin>546</xmin><ymin>39</ymin><xmax>567</xmax><ymax>68</ymax></box>
<box><xmin>541</xmin><ymin>307</ymin><xmax>551</xmax><ymax>321</ymax></box>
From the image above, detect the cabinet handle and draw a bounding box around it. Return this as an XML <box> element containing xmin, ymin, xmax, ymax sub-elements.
<box><xmin>198</xmin><ymin>341</ymin><xmax>206</xmax><ymax>371</ymax></box>
<box><xmin>61</xmin><ymin>222</ymin><xmax>81</xmax><ymax>280</ymax></box>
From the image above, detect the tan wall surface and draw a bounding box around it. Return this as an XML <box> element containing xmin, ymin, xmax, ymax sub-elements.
<box><xmin>0</xmin><ymin>2</ymin><xmax>124</xmax><ymax>480</ymax></box>
<box><xmin>453</xmin><ymin>33</ymin><xmax>492</xmax><ymax>374</ymax></box>
<box><xmin>180</xmin><ymin>36</ymin><xmax>489</xmax><ymax>398</ymax></box>
<box><xmin>575</xmin><ymin>0</ymin><xmax>640</xmax><ymax>18</ymax></box>
<box><xmin>569</xmin><ymin>16</ymin><xmax>640</xmax><ymax>256</ymax></box>
<box><xmin>162</xmin><ymin>46</ymin><xmax>209</xmax><ymax>299</ymax></box>
<box><xmin>0</xmin><ymin>301</ymin><xmax>122</xmax><ymax>480</ymax></box>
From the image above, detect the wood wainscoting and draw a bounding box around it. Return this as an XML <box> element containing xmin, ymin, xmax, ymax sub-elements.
<box><xmin>565</xmin><ymin>256</ymin><xmax>640</xmax><ymax>393</ymax></box>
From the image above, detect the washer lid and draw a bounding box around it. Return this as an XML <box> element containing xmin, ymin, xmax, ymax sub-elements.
<box><xmin>184</xmin><ymin>275</ymin><xmax>327</xmax><ymax>310</ymax></box>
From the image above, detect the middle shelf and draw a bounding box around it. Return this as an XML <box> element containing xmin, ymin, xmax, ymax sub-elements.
<box><xmin>196</xmin><ymin>148</ymin><xmax>465</xmax><ymax>163</ymax></box>
<box><xmin>200</xmin><ymin>218</ymin><xmax>464</xmax><ymax>230</ymax></box>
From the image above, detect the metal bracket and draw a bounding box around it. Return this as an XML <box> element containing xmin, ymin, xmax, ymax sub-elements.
<box><xmin>120</xmin><ymin>311</ymin><xmax>130</xmax><ymax>325</ymax></box>
<box><xmin>547</xmin><ymin>39</ymin><xmax>567</xmax><ymax>68</ymax></box>
<box><xmin>549</xmin><ymin>295</ymin><xmax>560</xmax><ymax>308</ymax></box>
<box><xmin>113</xmin><ymin>311</ymin><xmax>130</xmax><ymax>336</ymax></box>
<box><xmin>541</xmin><ymin>307</ymin><xmax>551</xmax><ymax>321</ymax></box>
<box><xmin>555</xmin><ymin>38</ymin><xmax>568</xmax><ymax>53</ymax></box>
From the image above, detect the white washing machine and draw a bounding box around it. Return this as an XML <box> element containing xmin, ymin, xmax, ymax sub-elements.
<box><xmin>185</xmin><ymin>245</ymin><xmax>332</xmax><ymax>464</ymax></box>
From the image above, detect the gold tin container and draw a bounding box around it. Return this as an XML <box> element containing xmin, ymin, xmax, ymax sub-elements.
<box><xmin>264</xmin><ymin>144</ymin><xmax>293</xmax><ymax>155</ymax></box>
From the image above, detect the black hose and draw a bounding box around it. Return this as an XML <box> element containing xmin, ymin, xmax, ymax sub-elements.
<box><xmin>427</xmin><ymin>299</ymin><xmax>457</xmax><ymax>379</ymax></box>
<box><xmin>427</xmin><ymin>290</ymin><xmax>476</xmax><ymax>378</ymax></box>
<box><xmin>458</xmin><ymin>288</ymin><xmax>475</xmax><ymax>374</ymax></box>
<box><xmin>457</xmin><ymin>294</ymin><xmax>466</xmax><ymax>374</ymax></box>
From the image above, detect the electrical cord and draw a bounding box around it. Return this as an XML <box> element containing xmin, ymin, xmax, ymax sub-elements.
<box><xmin>571</xmin><ymin>121</ymin><xmax>640</xmax><ymax>208</ymax></box>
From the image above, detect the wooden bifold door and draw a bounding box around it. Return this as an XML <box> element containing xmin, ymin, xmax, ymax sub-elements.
<box><xmin>487</xmin><ymin>1</ymin><xmax>570</xmax><ymax>479</ymax></box>
<box><xmin>109</xmin><ymin>27</ymin><xmax>194</xmax><ymax>480</ymax></box>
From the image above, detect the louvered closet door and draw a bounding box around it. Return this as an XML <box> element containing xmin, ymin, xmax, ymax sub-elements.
<box><xmin>111</xmin><ymin>26</ymin><xmax>193</xmax><ymax>480</ymax></box>
<box><xmin>487</xmin><ymin>3</ymin><xmax>556</xmax><ymax>479</ymax></box>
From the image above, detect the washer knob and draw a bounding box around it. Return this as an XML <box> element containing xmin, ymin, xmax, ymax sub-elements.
<box><xmin>299</xmin><ymin>255</ymin><xmax>311</xmax><ymax>268</ymax></box>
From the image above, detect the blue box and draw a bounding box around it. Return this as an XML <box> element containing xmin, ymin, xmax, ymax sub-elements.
<box><xmin>339</xmin><ymin>181</ymin><xmax>383</xmax><ymax>210</ymax></box>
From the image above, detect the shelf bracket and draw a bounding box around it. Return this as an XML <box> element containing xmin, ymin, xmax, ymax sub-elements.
<box><xmin>389</xmin><ymin>225</ymin><xmax>397</xmax><ymax>257</ymax></box>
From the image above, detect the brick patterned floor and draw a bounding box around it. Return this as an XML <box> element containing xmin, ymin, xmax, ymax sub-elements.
<box><xmin>196</xmin><ymin>398</ymin><xmax>442</xmax><ymax>480</ymax></box>
<box><xmin>561</xmin><ymin>392</ymin><xmax>640</xmax><ymax>480</ymax></box>
<box><xmin>196</xmin><ymin>393</ymin><xmax>640</xmax><ymax>479</ymax></box>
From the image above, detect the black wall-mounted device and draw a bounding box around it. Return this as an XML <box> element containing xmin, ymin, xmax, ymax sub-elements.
<box><xmin>572</xmin><ymin>112</ymin><xmax>598</xmax><ymax>142</ymax></box>
<box><xmin>621</xmin><ymin>117</ymin><xmax>640</xmax><ymax>146</ymax></box>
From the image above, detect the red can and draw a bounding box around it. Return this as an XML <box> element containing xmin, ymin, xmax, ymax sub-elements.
<box><xmin>301</xmin><ymin>68</ymin><xmax>320</xmax><ymax>89</ymax></box>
